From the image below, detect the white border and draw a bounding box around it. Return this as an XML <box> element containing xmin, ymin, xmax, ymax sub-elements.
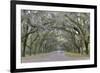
<box><xmin>16</xmin><ymin>4</ymin><xmax>94</xmax><ymax>69</ymax></box>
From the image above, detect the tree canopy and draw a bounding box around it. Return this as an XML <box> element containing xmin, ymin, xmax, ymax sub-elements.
<box><xmin>21</xmin><ymin>10</ymin><xmax>90</xmax><ymax>57</ymax></box>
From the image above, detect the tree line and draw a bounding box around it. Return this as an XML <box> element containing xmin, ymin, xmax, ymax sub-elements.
<box><xmin>21</xmin><ymin>10</ymin><xmax>90</xmax><ymax>57</ymax></box>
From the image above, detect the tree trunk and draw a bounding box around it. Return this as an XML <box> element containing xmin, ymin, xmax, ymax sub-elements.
<box><xmin>85</xmin><ymin>41</ymin><xmax>89</xmax><ymax>55</ymax></box>
<box><xmin>22</xmin><ymin>25</ymin><xmax>29</xmax><ymax>57</ymax></box>
<box><xmin>22</xmin><ymin>35</ymin><xmax>28</xmax><ymax>57</ymax></box>
<box><xmin>77</xmin><ymin>47</ymin><xmax>80</xmax><ymax>53</ymax></box>
<box><xmin>29</xmin><ymin>48</ymin><xmax>32</xmax><ymax>56</ymax></box>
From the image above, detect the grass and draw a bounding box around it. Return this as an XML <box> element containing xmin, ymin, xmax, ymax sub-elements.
<box><xmin>65</xmin><ymin>52</ymin><xmax>90</xmax><ymax>57</ymax></box>
<box><xmin>22</xmin><ymin>52</ymin><xmax>50</xmax><ymax>59</ymax></box>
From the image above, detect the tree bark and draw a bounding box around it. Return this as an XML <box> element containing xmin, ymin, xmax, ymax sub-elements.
<box><xmin>85</xmin><ymin>41</ymin><xmax>89</xmax><ymax>55</ymax></box>
<box><xmin>22</xmin><ymin>35</ymin><xmax>28</xmax><ymax>57</ymax></box>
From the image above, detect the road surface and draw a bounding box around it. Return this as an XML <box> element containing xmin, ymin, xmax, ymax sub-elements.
<box><xmin>22</xmin><ymin>51</ymin><xmax>89</xmax><ymax>63</ymax></box>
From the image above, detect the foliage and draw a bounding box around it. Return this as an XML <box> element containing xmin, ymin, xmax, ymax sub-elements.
<box><xmin>21</xmin><ymin>10</ymin><xmax>90</xmax><ymax>57</ymax></box>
